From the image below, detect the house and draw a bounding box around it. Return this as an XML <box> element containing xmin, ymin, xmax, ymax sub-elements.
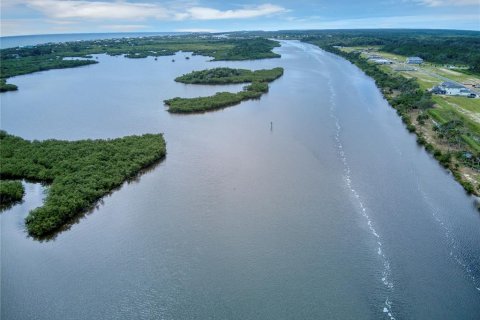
<box><xmin>431</xmin><ymin>81</ymin><xmax>476</xmax><ymax>97</ymax></box>
<box><xmin>441</xmin><ymin>82</ymin><xmax>472</xmax><ymax>96</ymax></box>
<box><xmin>406</xmin><ymin>57</ymin><xmax>423</xmax><ymax>64</ymax></box>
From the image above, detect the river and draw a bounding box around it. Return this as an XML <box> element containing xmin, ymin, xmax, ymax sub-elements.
<box><xmin>1</xmin><ymin>40</ymin><xmax>479</xmax><ymax>319</ymax></box>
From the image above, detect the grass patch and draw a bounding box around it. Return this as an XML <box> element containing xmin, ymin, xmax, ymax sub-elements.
<box><xmin>0</xmin><ymin>131</ymin><xmax>166</xmax><ymax>237</ymax></box>
<box><xmin>432</xmin><ymin>96</ymin><xmax>480</xmax><ymax>135</ymax></box>
<box><xmin>442</xmin><ymin>96</ymin><xmax>480</xmax><ymax>113</ymax></box>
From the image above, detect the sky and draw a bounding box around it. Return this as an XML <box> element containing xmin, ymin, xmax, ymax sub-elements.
<box><xmin>1</xmin><ymin>0</ymin><xmax>479</xmax><ymax>36</ymax></box>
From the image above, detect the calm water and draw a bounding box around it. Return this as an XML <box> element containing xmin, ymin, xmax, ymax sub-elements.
<box><xmin>0</xmin><ymin>32</ymin><xmax>185</xmax><ymax>49</ymax></box>
<box><xmin>1</xmin><ymin>41</ymin><xmax>479</xmax><ymax>319</ymax></box>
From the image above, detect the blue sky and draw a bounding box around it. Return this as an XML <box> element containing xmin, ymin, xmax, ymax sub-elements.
<box><xmin>1</xmin><ymin>0</ymin><xmax>479</xmax><ymax>36</ymax></box>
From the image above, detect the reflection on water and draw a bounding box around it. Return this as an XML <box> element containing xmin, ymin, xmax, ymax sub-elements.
<box><xmin>1</xmin><ymin>41</ymin><xmax>479</xmax><ymax>320</ymax></box>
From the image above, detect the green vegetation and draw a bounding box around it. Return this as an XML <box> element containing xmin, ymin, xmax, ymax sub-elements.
<box><xmin>0</xmin><ymin>131</ymin><xmax>166</xmax><ymax>237</ymax></box>
<box><xmin>1</xmin><ymin>36</ymin><xmax>280</xmax><ymax>90</ymax></box>
<box><xmin>175</xmin><ymin>67</ymin><xmax>284</xmax><ymax>84</ymax></box>
<box><xmin>0</xmin><ymin>180</ymin><xmax>24</xmax><ymax>207</ymax></box>
<box><xmin>0</xmin><ymin>79</ymin><xmax>18</xmax><ymax>92</ymax></box>
<box><xmin>304</xmin><ymin>40</ymin><xmax>480</xmax><ymax>196</ymax></box>
<box><xmin>1</xmin><ymin>57</ymin><xmax>98</xmax><ymax>80</ymax></box>
<box><xmin>247</xmin><ymin>29</ymin><xmax>480</xmax><ymax>74</ymax></box>
<box><xmin>165</xmin><ymin>67</ymin><xmax>283</xmax><ymax>113</ymax></box>
<box><xmin>165</xmin><ymin>83</ymin><xmax>263</xmax><ymax>113</ymax></box>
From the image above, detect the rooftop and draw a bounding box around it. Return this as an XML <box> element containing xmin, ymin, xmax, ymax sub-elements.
<box><xmin>441</xmin><ymin>81</ymin><xmax>464</xmax><ymax>89</ymax></box>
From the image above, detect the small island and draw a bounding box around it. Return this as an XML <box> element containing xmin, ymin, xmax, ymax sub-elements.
<box><xmin>174</xmin><ymin>67</ymin><xmax>284</xmax><ymax>84</ymax></box>
<box><xmin>0</xmin><ymin>131</ymin><xmax>166</xmax><ymax>237</ymax></box>
<box><xmin>165</xmin><ymin>67</ymin><xmax>283</xmax><ymax>113</ymax></box>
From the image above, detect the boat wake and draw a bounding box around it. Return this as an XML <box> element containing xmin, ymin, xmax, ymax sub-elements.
<box><xmin>327</xmin><ymin>78</ymin><xmax>396</xmax><ymax>319</ymax></box>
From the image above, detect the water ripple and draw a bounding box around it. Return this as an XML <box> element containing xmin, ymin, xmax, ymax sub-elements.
<box><xmin>327</xmin><ymin>77</ymin><xmax>396</xmax><ymax>319</ymax></box>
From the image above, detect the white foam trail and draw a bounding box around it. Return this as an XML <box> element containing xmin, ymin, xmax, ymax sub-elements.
<box><xmin>416</xmin><ymin>180</ymin><xmax>480</xmax><ymax>292</ymax></box>
<box><xmin>327</xmin><ymin>77</ymin><xmax>396</xmax><ymax>319</ymax></box>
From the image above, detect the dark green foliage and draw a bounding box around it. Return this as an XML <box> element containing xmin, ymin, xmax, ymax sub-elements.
<box><xmin>245</xmin><ymin>81</ymin><xmax>269</xmax><ymax>93</ymax></box>
<box><xmin>0</xmin><ymin>131</ymin><xmax>166</xmax><ymax>237</ymax></box>
<box><xmin>165</xmin><ymin>82</ymin><xmax>267</xmax><ymax>113</ymax></box>
<box><xmin>206</xmin><ymin>38</ymin><xmax>280</xmax><ymax>60</ymax></box>
<box><xmin>0</xmin><ymin>180</ymin><xmax>24</xmax><ymax>206</ymax></box>
<box><xmin>1</xmin><ymin>57</ymin><xmax>98</xmax><ymax>80</ymax></box>
<box><xmin>249</xmin><ymin>29</ymin><xmax>480</xmax><ymax>74</ymax></box>
<box><xmin>165</xmin><ymin>91</ymin><xmax>256</xmax><ymax>113</ymax></box>
<box><xmin>0</xmin><ymin>79</ymin><xmax>18</xmax><ymax>92</ymax></box>
<box><xmin>0</xmin><ymin>36</ymin><xmax>280</xmax><ymax>90</ymax></box>
<box><xmin>175</xmin><ymin>67</ymin><xmax>284</xmax><ymax>84</ymax></box>
<box><xmin>166</xmin><ymin>67</ymin><xmax>283</xmax><ymax>113</ymax></box>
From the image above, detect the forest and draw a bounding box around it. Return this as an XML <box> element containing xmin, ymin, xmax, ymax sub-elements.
<box><xmin>165</xmin><ymin>67</ymin><xmax>283</xmax><ymax>113</ymax></box>
<box><xmin>234</xmin><ymin>29</ymin><xmax>480</xmax><ymax>74</ymax></box>
<box><xmin>0</xmin><ymin>36</ymin><xmax>280</xmax><ymax>90</ymax></box>
<box><xmin>304</xmin><ymin>30</ymin><xmax>480</xmax><ymax>74</ymax></box>
<box><xmin>0</xmin><ymin>131</ymin><xmax>166</xmax><ymax>237</ymax></box>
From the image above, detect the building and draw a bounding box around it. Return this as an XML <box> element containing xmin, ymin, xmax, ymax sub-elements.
<box><xmin>369</xmin><ymin>58</ymin><xmax>393</xmax><ymax>64</ymax></box>
<box><xmin>431</xmin><ymin>81</ymin><xmax>476</xmax><ymax>97</ymax></box>
<box><xmin>406</xmin><ymin>57</ymin><xmax>423</xmax><ymax>64</ymax></box>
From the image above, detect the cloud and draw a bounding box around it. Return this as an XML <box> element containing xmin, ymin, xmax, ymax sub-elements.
<box><xmin>415</xmin><ymin>0</ymin><xmax>479</xmax><ymax>6</ymax></box>
<box><xmin>20</xmin><ymin>1</ymin><xmax>287</xmax><ymax>21</ymax></box>
<box><xmin>182</xmin><ymin>4</ymin><xmax>287</xmax><ymax>20</ymax></box>
<box><xmin>278</xmin><ymin>13</ymin><xmax>480</xmax><ymax>30</ymax></box>
<box><xmin>25</xmin><ymin>0</ymin><xmax>170</xmax><ymax>20</ymax></box>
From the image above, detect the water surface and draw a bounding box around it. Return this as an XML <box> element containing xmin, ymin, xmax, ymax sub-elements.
<box><xmin>1</xmin><ymin>41</ymin><xmax>479</xmax><ymax>319</ymax></box>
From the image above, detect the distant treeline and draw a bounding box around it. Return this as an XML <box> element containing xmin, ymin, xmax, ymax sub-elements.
<box><xmin>0</xmin><ymin>36</ymin><xmax>280</xmax><ymax>90</ymax></box>
<box><xmin>0</xmin><ymin>131</ymin><xmax>166</xmax><ymax>237</ymax></box>
<box><xmin>304</xmin><ymin>30</ymin><xmax>480</xmax><ymax>74</ymax></box>
<box><xmin>229</xmin><ymin>29</ymin><xmax>480</xmax><ymax>74</ymax></box>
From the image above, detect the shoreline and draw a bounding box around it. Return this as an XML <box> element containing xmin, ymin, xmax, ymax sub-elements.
<box><xmin>306</xmin><ymin>41</ymin><xmax>480</xmax><ymax>198</ymax></box>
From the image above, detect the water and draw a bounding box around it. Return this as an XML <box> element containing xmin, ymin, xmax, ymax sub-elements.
<box><xmin>0</xmin><ymin>32</ymin><xmax>185</xmax><ymax>49</ymax></box>
<box><xmin>1</xmin><ymin>40</ymin><xmax>479</xmax><ymax>319</ymax></box>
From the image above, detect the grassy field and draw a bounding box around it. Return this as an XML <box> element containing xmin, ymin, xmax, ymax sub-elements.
<box><xmin>340</xmin><ymin>46</ymin><xmax>480</xmax><ymax>128</ymax></box>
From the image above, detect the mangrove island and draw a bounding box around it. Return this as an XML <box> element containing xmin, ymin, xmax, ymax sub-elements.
<box><xmin>0</xmin><ymin>131</ymin><xmax>166</xmax><ymax>237</ymax></box>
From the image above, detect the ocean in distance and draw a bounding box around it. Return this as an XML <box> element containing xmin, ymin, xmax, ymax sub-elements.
<box><xmin>0</xmin><ymin>32</ymin><xmax>187</xmax><ymax>49</ymax></box>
